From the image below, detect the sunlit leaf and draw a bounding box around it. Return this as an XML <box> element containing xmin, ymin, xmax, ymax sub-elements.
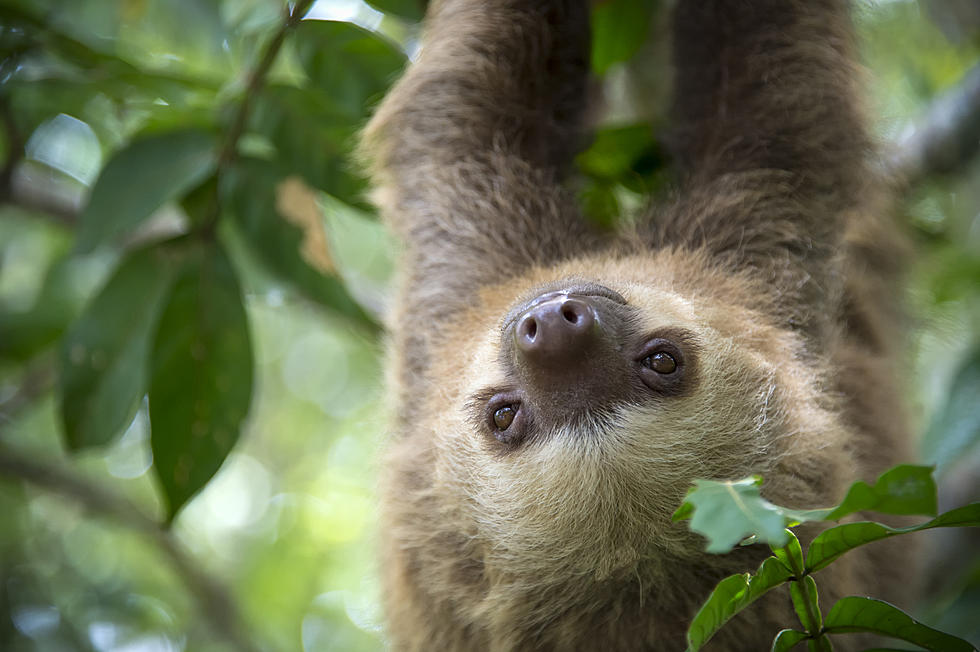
<box><xmin>60</xmin><ymin>243</ymin><xmax>184</xmax><ymax>450</ymax></box>
<box><xmin>673</xmin><ymin>476</ymin><xmax>789</xmax><ymax>552</ymax></box>
<box><xmin>772</xmin><ymin>529</ymin><xmax>804</xmax><ymax>575</ymax></box>
<box><xmin>685</xmin><ymin>556</ymin><xmax>792</xmax><ymax>652</ymax></box>
<box><xmin>77</xmin><ymin>129</ymin><xmax>217</xmax><ymax>251</ymax></box>
<box><xmin>591</xmin><ymin>0</ymin><xmax>657</xmax><ymax>75</ymax></box>
<box><xmin>823</xmin><ymin>597</ymin><xmax>975</xmax><ymax>652</ymax></box>
<box><xmin>806</xmin><ymin>503</ymin><xmax>980</xmax><ymax>573</ymax></box>
<box><xmin>770</xmin><ymin>629</ymin><xmax>808</xmax><ymax>652</ymax></box>
<box><xmin>148</xmin><ymin>242</ymin><xmax>253</xmax><ymax>521</ymax></box>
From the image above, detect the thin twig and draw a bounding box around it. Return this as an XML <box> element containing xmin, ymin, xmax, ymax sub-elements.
<box><xmin>887</xmin><ymin>63</ymin><xmax>980</xmax><ymax>190</ymax></box>
<box><xmin>0</xmin><ymin>443</ymin><xmax>263</xmax><ymax>652</ymax></box>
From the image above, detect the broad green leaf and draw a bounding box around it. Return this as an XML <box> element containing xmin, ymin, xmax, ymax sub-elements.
<box><xmin>789</xmin><ymin>576</ymin><xmax>821</xmax><ymax>632</ymax></box>
<box><xmin>149</xmin><ymin>243</ymin><xmax>253</xmax><ymax>521</ymax></box>
<box><xmin>770</xmin><ymin>629</ymin><xmax>808</xmax><ymax>652</ymax></box>
<box><xmin>60</xmin><ymin>243</ymin><xmax>184</xmax><ymax>450</ymax></box>
<box><xmin>685</xmin><ymin>557</ymin><xmax>792</xmax><ymax>651</ymax></box>
<box><xmin>249</xmin><ymin>85</ymin><xmax>368</xmax><ymax>205</ymax></box>
<box><xmin>293</xmin><ymin>20</ymin><xmax>405</xmax><ymax>119</ymax></box>
<box><xmin>785</xmin><ymin>464</ymin><xmax>939</xmax><ymax>524</ymax></box>
<box><xmin>823</xmin><ymin>597</ymin><xmax>975</xmax><ymax>652</ymax></box>
<box><xmin>591</xmin><ymin>0</ymin><xmax>657</xmax><ymax>75</ymax></box>
<box><xmin>674</xmin><ymin>476</ymin><xmax>789</xmax><ymax>552</ymax></box>
<box><xmin>77</xmin><ymin>129</ymin><xmax>217</xmax><ymax>251</ymax></box>
<box><xmin>368</xmin><ymin>0</ymin><xmax>424</xmax><ymax>21</ymax></box>
<box><xmin>772</xmin><ymin>529</ymin><xmax>804</xmax><ymax>575</ymax></box>
<box><xmin>821</xmin><ymin>464</ymin><xmax>938</xmax><ymax>521</ymax></box>
<box><xmin>222</xmin><ymin>157</ymin><xmax>378</xmax><ymax>331</ymax></box>
<box><xmin>806</xmin><ymin>503</ymin><xmax>980</xmax><ymax>573</ymax></box>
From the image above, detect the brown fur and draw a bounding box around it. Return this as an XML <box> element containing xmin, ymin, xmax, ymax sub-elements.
<box><xmin>361</xmin><ymin>0</ymin><xmax>913</xmax><ymax>649</ymax></box>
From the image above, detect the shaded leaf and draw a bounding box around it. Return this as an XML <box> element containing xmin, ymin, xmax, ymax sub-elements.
<box><xmin>822</xmin><ymin>464</ymin><xmax>938</xmax><ymax>521</ymax></box>
<box><xmin>785</xmin><ymin>464</ymin><xmax>939</xmax><ymax>524</ymax></box>
<box><xmin>293</xmin><ymin>20</ymin><xmax>405</xmax><ymax>119</ymax></box>
<box><xmin>591</xmin><ymin>0</ymin><xmax>657</xmax><ymax>75</ymax></box>
<box><xmin>806</xmin><ymin>503</ymin><xmax>980</xmax><ymax>573</ymax></box>
<box><xmin>920</xmin><ymin>347</ymin><xmax>980</xmax><ymax>472</ymax></box>
<box><xmin>60</xmin><ymin>243</ymin><xmax>184</xmax><ymax>450</ymax></box>
<box><xmin>674</xmin><ymin>476</ymin><xmax>789</xmax><ymax>552</ymax></box>
<box><xmin>685</xmin><ymin>557</ymin><xmax>792</xmax><ymax>652</ymax></box>
<box><xmin>789</xmin><ymin>576</ymin><xmax>821</xmax><ymax>631</ymax></box>
<box><xmin>222</xmin><ymin>157</ymin><xmax>378</xmax><ymax>331</ymax></box>
<box><xmin>823</xmin><ymin>597</ymin><xmax>975</xmax><ymax>652</ymax></box>
<box><xmin>770</xmin><ymin>629</ymin><xmax>808</xmax><ymax>652</ymax></box>
<box><xmin>249</xmin><ymin>85</ymin><xmax>367</xmax><ymax>205</ymax></box>
<box><xmin>78</xmin><ymin>129</ymin><xmax>217</xmax><ymax>251</ymax></box>
<box><xmin>148</xmin><ymin>242</ymin><xmax>253</xmax><ymax>521</ymax></box>
<box><xmin>368</xmin><ymin>0</ymin><xmax>424</xmax><ymax>21</ymax></box>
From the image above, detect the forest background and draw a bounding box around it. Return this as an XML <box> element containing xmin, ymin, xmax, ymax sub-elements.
<box><xmin>0</xmin><ymin>0</ymin><xmax>978</xmax><ymax>650</ymax></box>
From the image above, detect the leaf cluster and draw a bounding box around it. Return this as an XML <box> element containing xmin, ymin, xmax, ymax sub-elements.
<box><xmin>674</xmin><ymin>466</ymin><xmax>980</xmax><ymax>651</ymax></box>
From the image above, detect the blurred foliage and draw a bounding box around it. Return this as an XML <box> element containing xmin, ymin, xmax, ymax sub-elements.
<box><xmin>0</xmin><ymin>0</ymin><xmax>977</xmax><ymax>650</ymax></box>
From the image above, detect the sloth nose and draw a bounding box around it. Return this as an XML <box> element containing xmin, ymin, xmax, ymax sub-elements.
<box><xmin>514</xmin><ymin>297</ymin><xmax>597</xmax><ymax>366</ymax></box>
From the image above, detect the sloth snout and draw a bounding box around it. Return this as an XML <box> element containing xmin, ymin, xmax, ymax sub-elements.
<box><xmin>514</xmin><ymin>297</ymin><xmax>598</xmax><ymax>367</ymax></box>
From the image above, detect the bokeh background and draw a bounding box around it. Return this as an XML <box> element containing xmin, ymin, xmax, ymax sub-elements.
<box><xmin>0</xmin><ymin>0</ymin><xmax>978</xmax><ymax>650</ymax></box>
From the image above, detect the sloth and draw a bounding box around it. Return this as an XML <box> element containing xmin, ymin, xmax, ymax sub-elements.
<box><xmin>361</xmin><ymin>0</ymin><xmax>913</xmax><ymax>649</ymax></box>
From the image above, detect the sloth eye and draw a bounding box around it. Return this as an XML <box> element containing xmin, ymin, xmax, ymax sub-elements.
<box><xmin>642</xmin><ymin>351</ymin><xmax>677</xmax><ymax>374</ymax></box>
<box><xmin>493</xmin><ymin>405</ymin><xmax>518</xmax><ymax>430</ymax></box>
<box><xmin>636</xmin><ymin>336</ymin><xmax>690</xmax><ymax>394</ymax></box>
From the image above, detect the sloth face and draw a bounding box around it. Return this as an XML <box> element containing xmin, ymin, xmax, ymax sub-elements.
<box><xmin>421</xmin><ymin>253</ymin><xmax>851</xmax><ymax>573</ymax></box>
<box><xmin>474</xmin><ymin>281</ymin><xmax>700</xmax><ymax>449</ymax></box>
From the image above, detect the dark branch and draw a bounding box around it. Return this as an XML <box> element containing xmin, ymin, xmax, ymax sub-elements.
<box><xmin>0</xmin><ymin>443</ymin><xmax>262</xmax><ymax>652</ymax></box>
<box><xmin>887</xmin><ymin>63</ymin><xmax>980</xmax><ymax>188</ymax></box>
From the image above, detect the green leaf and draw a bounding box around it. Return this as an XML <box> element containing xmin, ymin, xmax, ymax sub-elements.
<box><xmin>770</xmin><ymin>629</ymin><xmax>808</xmax><ymax>652</ymax></box>
<box><xmin>823</xmin><ymin>597</ymin><xmax>976</xmax><ymax>652</ymax></box>
<box><xmin>78</xmin><ymin>129</ymin><xmax>217</xmax><ymax>251</ymax></box>
<box><xmin>806</xmin><ymin>503</ymin><xmax>980</xmax><ymax>573</ymax></box>
<box><xmin>772</xmin><ymin>529</ymin><xmax>804</xmax><ymax>576</ymax></box>
<box><xmin>0</xmin><ymin>256</ymin><xmax>86</xmax><ymax>361</ymax></box>
<box><xmin>249</xmin><ymin>85</ymin><xmax>368</xmax><ymax>205</ymax></box>
<box><xmin>60</xmin><ymin>243</ymin><xmax>183</xmax><ymax>450</ymax></box>
<box><xmin>293</xmin><ymin>20</ymin><xmax>405</xmax><ymax>119</ymax></box>
<box><xmin>789</xmin><ymin>576</ymin><xmax>822</xmax><ymax>632</ymax></box>
<box><xmin>222</xmin><ymin>157</ymin><xmax>378</xmax><ymax>331</ymax></box>
<box><xmin>685</xmin><ymin>557</ymin><xmax>793</xmax><ymax>651</ymax></box>
<box><xmin>822</xmin><ymin>464</ymin><xmax>938</xmax><ymax>521</ymax></box>
<box><xmin>920</xmin><ymin>347</ymin><xmax>980</xmax><ymax>473</ymax></box>
<box><xmin>674</xmin><ymin>476</ymin><xmax>789</xmax><ymax>553</ymax></box>
<box><xmin>576</xmin><ymin>123</ymin><xmax>657</xmax><ymax>180</ymax></box>
<box><xmin>591</xmin><ymin>0</ymin><xmax>657</xmax><ymax>75</ymax></box>
<box><xmin>367</xmin><ymin>0</ymin><xmax>424</xmax><ymax>21</ymax></box>
<box><xmin>148</xmin><ymin>242</ymin><xmax>253</xmax><ymax>521</ymax></box>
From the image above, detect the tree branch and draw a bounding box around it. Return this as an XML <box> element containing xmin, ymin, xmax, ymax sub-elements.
<box><xmin>887</xmin><ymin>63</ymin><xmax>980</xmax><ymax>189</ymax></box>
<box><xmin>0</xmin><ymin>442</ymin><xmax>262</xmax><ymax>652</ymax></box>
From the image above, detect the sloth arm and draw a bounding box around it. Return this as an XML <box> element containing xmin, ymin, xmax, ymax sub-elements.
<box><xmin>363</xmin><ymin>0</ymin><xmax>596</xmax><ymax>326</ymax></box>
<box><xmin>659</xmin><ymin>0</ymin><xmax>870</xmax><ymax>339</ymax></box>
